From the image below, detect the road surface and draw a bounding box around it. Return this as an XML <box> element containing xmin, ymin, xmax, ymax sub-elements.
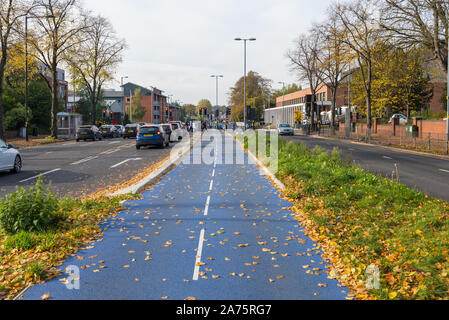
<box><xmin>0</xmin><ymin>139</ymin><xmax>172</xmax><ymax>199</ymax></box>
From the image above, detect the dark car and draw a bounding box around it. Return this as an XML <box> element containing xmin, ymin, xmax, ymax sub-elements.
<box><xmin>76</xmin><ymin>125</ymin><xmax>103</xmax><ymax>142</ymax></box>
<box><xmin>123</xmin><ymin>124</ymin><xmax>139</xmax><ymax>139</ymax></box>
<box><xmin>136</xmin><ymin>125</ymin><xmax>170</xmax><ymax>149</ymax></box>
<box><xmin>100</xmin><ymin>125</ymin><xmax>119</xmax><ymax>138</ymax></box>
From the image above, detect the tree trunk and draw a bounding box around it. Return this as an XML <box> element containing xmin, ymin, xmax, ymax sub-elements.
<box><xmin>50</xmin><ymin>61</ymin><xmax>59</xmax><ymax>138</ymax></box>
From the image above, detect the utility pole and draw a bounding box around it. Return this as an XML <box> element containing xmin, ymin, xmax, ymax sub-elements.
<box><xmin>446</xmin><ymin>41</ymin><xmax>449</xmax><ymax>143</ymax></box>
<box><xmin>279</xmin><ymin>82</ymin><xmax>286</xmax><ymax>124</ymax></box>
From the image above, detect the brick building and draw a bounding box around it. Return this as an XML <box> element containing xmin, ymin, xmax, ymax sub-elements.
<box><xmin>122</xmin><ymin>83</ymin><xmax>181</xmax><ymax>124</ymax></box>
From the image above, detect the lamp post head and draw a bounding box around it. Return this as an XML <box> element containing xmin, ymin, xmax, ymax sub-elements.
<box><xmin>249</xmin><ymin>38</ymin><xmax>256</xmax><ymax>41</ymax></box>
<box><xmin>234</xmin><ymin>38</ymin><xmax>242</xmax><ymax>41</ymax></box>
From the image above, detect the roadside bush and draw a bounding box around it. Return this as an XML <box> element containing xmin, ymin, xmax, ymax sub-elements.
<box><xmin>4</xmin><ymin>231</ymin><xmax>37</xmax><ymax>251</ymax></box>
<box><xmin>0</xmin><ymin>178</ymin><xmax>62</xmax><ymax>235</ymax></box>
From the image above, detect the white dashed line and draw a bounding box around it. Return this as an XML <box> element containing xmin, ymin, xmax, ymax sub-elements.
<box><xmin>20</xmin><ymin>169</ymin><xmax>61</xmax><ymax>183</ymax></box>
<box><xmin>209</xmin><ymin>180</ymin><xmax>214</xmax><ymax>191</ymax></box>
<box><xmin>192</xmin><ymin>228</ymin><xmax>206</xmax><ymax>281</ymax></box>
<box><xmin>383</xmin><ymin>156</ymin><xmax>393</xmax><ymax>160</ymax></box>
<box><xmin>70</xmin><ymin>156</ymin><xmax>98</xmax><ymax>165</ymax></box>
<box><xmin>204</xmin><ymin>195</ymin><xmax>211</xmax><ymax>216</ymax></box>
<box><xmin>439</xmin><ymin>169</ymin><xmax>449</xmax><ymax>173</ymax></box>
<box><xmin>110</xmin><ymin>158</ymin><xmax>143</xmax><ymax>169</ymax></box>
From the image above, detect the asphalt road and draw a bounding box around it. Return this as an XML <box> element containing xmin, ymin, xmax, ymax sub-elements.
<box><xmin>283</xmin><ymin>135</ymin><xmax>449</xmax><ymax>202</ymax></box>
<box><xmin>0</xmin><ymin>138</ymin><xmax>172</xmax><ymax>199</ymax></box>
<box><xmin>21</xmin><ymin>132</ymin><xmax>347</xmax><ymax>300</ymax></box>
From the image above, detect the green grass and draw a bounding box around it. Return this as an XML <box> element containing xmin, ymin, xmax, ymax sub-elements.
<box><xmin>276</xmin><ymin>139</ymin><xmax>449</xmax><ymax>300</ymax></box>
<box><xmin>238</xmin><ymin>132</ymin><xmax>449</xmax><ymax>300</ymax></box>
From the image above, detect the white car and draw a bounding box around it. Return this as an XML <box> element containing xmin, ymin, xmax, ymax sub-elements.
<box><xmin>278</xmin><ymin>123</ymin><xmax>294</xmax><ymax>136</ymax></box>
<box><xmin>0</xmin><ymin>139</ymin><xmax>22</xmax><ymax>173</ymax></box>
<box><xmin>389</xmin><ymin>114</ymin><xmax>408</xmax><ymax>125</ymax></box>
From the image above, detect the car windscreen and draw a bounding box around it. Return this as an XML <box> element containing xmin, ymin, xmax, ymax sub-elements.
<box><xmin>78</xmin><ymin>127</ymin><xmax>92</xmax><ymax>132</ymax></box>
<box><xmin>140</xmin><ymin>127</ymin><xmax>160</xmax><ymax>134</ymax></box>
<box><xmin>171</xmin><ymin>123</ymin><xmax>179</xmax><ymax>130</ymax></box>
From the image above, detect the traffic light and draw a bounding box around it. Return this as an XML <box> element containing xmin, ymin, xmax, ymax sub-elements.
<box><xmin>204</xmin><ymin>108</ymin><xmax>207</xmax><ymax>115</ymax></box>
<box><xmin>102</xmin><ymin>110</ymin><xmax>106</xmax><ymax>118</ymax></box>
<box><xmin>110</xmin><ymin>111</ymin><xmax>113</xmax><ymax>117</ymax></box>
<box><xmin>199</xmin><ymin>108</ymin><xmax>203</xmax><ymax>116</ymax></box>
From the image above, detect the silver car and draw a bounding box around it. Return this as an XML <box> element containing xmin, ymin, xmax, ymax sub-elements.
<box><xmin>278</xmin><ymin>123</ymin><xmax>294</xmax><ymax>136</ymax></box>
<box><xmin>0</xmin><ymin>139</ymin><xmax>22</xmax><ymax>173</ymax></box>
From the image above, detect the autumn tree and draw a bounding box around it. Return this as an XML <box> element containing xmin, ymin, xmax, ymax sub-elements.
<box><xmin>287</xmin><ymin>34</ymin><xmax>324</xmax><ymax>130</ymax></box>
<box><xmin>380</xmin><ymin>0</ymin><xmax>448</xmax><ymax>76</ymax></box>
<box><xmin>0</xmin><ymin>0</ymin><xmax>28</xmax><ymax>140</ymax></box>
<box><xmin>334</xmin><ymin>0</ymin><xmax>382</xmax><ymax>139</ymax></box>
<box><xmin>66</xmin><ymin>14</ymin><xmax>125</xmax><ymax>124</ymax></box>
<box><xmin>314</xmin><ymin>12</ymin><xmax>349</xmax><ymax>134</ymax></box>
<box><xmin>197</xmin><ymin>99</ymin><xmax>212</xmax><ymax>119</ymax></box>
<box><xmin>128</xmin><ymin>88</ymin><xmax>146</xmax><ymax>121</ymax></box>
<box><xmin>28</xmin><ymin>0</ymin><xmax>88</xmax><ymax>138</ymax></box>
<box><xmin>272</xmin><ymin>83</ymin><xmax>301</xmax><ymax>98</ymax></box>
<box><xmin>183</xmin><ymin>104</ymin><xmax>197</xmax><ymax>117</ymax></box>
<box><xmin>228</xmin><ymin>71</ymin><xmax>271</xmax><ymax>121</ymax></box>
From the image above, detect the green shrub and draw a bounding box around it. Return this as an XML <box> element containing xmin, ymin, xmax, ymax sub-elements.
<box><xmin>0</xmin><ymin>178</ymin><xmax>61</xmax><ymax>235</ymax></box>
<box><xmin>4</xmin><ymin>231</ymin><xmax>37</xmax><ymax>251</ymax></box>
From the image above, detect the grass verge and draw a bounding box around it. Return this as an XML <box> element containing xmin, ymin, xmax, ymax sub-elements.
<box><xmin>238</xmin><ymin>132</ymin><xmax>449</xmax><ymax>300</ymax></box>
<box><xmin>0</xmin><ymin>193</ymin><xmax>138</xmax><ymax>300</ymax></box>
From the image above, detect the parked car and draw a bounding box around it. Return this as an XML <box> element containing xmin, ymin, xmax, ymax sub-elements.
<box><xmin>76</xmin><ymin>125</ymin><xmax>103</xmax><ymax>142</ymax></box>
<box><xmin>114</xmin><ymin>125</ymin><xmax>125</xmax><ymax>137</ymax></box>
<box><xmin>0</xmin><ymin>139</ymin><xmax>22</xmax><ymax>173</ymax></box>
<box><xmin>123</xmin><ymin>124</ymin><xmax>139</xmax><ymax>139</ymax></box>
<box><xmin>100</xmin><ymin>125</ymin><xmax>119</xmax><ymax>138</ymax></box>
<box><xmin>136</xmin><ymin>125</ymin><xmax>170</xmax><ymax>149</ymax></box>
<box><xmin>170</xmin><ymin>122</ymin><xmax>183</xmax><ymax>140</ymax></box>
<box><xmin>277</xmin><ymin>123</ymin><xmax>294</xmax><ymax>136</ymax></box>
<box><xmin>389</xmin><ymin>114</ymin><xmax>408</xmax><ymax>125</ymax></box>
<box><xmin>162</xmin><ymin>123</ymin><xmax>178</xmax><ymax>142</ymax></box>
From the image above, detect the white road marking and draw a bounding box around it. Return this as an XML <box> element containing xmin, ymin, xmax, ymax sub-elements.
<box><xmin>439</xmin><ymin>169</ymin><xmax>449</xmax><ymax>173</ymax></box>
<box><xmin>192</xmin><ymin>228</ymin><xmax>206</xmax><ymax>281</ymax></box>
<box><xmin>212</xmin><ymin>169</ymin><xmax>216</xmax><ymax>177</ymax></box>
<box><xmin>383</xmin><ymin>156</ymin><xmax>393</xmax><ymax>160</ymax></box>
<box><xmin>62</xmin><ymin>142</ymin><xmax>76</xmax><ymax>146</ymax></box>
<box><xmin>20</xmin><ymin>169</ymin><xmax>61</xmax><ymax>183</ymax></box>
<box><xmin>110</xmin><ymin>158</ymin><xmax>143</xmax><ymax>169</ymax></box>
<box><xmin>204</xmin><ymin>195</ymin><xmax>211</xmax><ymax>216</ymax></box>
<box><xmin>70</xmin><ymin>156</ymin><xmax>98</xmax><ymax>165</ymax></box>
<box><xmin>109</xmin><ymin>141</ymin><xmax>121</xmax><ymax>145</ymax></box>
<box><xmin>209</xmin><ymin>180</ymin><xmax>214</xmax><ymax>191</ymax></box>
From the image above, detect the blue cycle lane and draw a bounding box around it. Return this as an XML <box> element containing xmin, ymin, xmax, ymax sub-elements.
<box><xmin>22</xmin><ymin>133</ymin><xmax>348</xmax><ymax>300</ymax></box>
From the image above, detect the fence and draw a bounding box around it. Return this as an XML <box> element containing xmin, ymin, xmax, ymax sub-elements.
<box><xmin>315</xmin><ymin>123</ymin><xmax>449</xmax><ymax>155</ymax></box>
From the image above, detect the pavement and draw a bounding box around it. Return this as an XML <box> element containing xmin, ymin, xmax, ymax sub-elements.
<box><xmin>283</xmin><ymin>135</ymin><xmax>449</xmax><ymax>202</ymax></box>
<box><xmin>0</xmin><ymin>138</ymin><xmax>172</xmax><ymax>199</ymax></box>
<box><xmin>20</xmin><ymin>131</ymin><xmax>347</xmax><ymax>300</ymax></box>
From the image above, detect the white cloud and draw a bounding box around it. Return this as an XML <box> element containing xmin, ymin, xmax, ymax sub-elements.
<box><xmin>82</xmin><ymin>0</ymin><xmax>332</xmax><ymax>105</ymax></box>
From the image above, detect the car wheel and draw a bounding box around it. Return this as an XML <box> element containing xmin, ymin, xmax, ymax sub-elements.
<box><xmin>11</xmin><ymin>156</ymin><xmax>22</xmax><ymax>174</ymax></box>
<box><xmin>136</xmin><ymin>145</ymin><xmax>141</xmax><ymax>150</ymax></box>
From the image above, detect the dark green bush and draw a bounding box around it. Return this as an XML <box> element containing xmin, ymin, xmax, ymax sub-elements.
<box><xmin>0</xmin><ymin>178</ymin><xmax>61</xmax><ymax>235</ymax></box>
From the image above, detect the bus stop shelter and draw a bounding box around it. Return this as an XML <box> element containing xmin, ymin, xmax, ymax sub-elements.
<box><xmin>57</xmin><ymin>112</ymin><xmax>82</xmax><ymax>138</ymax></box>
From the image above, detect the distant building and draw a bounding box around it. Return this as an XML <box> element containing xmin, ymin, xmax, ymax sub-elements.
<box><xmin>122</xmin><ymin>82</ymin><xmax>181</xmax><ymax>124</ymax></box>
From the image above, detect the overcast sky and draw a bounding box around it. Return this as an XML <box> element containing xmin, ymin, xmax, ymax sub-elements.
<box><xmin>83</xmin><ymin>0</ymin><xmax>332</xmax><ymax>106</ymax></box>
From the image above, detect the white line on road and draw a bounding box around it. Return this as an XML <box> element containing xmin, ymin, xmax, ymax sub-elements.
<box><xmin>70</xmin><ymin>156</ymin><xmax>98</xmax><ymax>165</ymax></box>
<box><xmin>193</xmin><ymin>228</ymin><xmax>206</xmax><ymax>281</ymax></box>
<box><xmin>383</xmin><ymin>156</ymin><xmax>393</xmax><ymax>160</ymax></box>
<box><xmin>439</xmin><ymin>169</ymin><xmax>449</xmax><ymax>173</ymax></box>
<box><xmin>20</xmin><ymin>168</ymin><xmax>61</xmax><ymax>183</ymax></box>
<box><xmin>204</xmin><ymin>195</ymin><xmax>211</xmax><ymax>216</ymax></box>
<box><xmin>108</xmin><ymin>141</ymin><xmax>121</xmax><ymax>145</ymax></box>
<box><xmin>209</xmin><ymin>180</ymin><xmax>214</xmax><ymax>191</ymax></box>
<box><xmin>212</xmin><ymin>169</ymin><xmax>216</xmax><ymax>177</ymax></box>
<box><xmin>110</xmin><ymin>158</ymin><xmax>143</xmax><ymax>169</ymax></box>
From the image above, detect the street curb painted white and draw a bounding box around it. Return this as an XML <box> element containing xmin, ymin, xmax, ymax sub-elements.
<box><xmin>230</xmin><ymin>132</ymin><xmax>286</xmax><ymax>191</ymax></box>
<box><xmin>110</xmin><ymin>134</ymin><xmax>202</xmax><ymax>196</ymax></box>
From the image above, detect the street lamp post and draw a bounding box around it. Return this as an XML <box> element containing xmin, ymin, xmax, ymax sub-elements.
<box><xmin>121</xmin><ymin>76</ymin><xmax>128</xmax><ymax>123</ymax></box>
<box><xmin>25</xmin><ymin>14</ymin><xmax>54</xmax><ymax>141</ymax></box>
<box><xmin>211</xmin><ymin>75</ymin><xmax>223</xmax><ymax>121</ymax></box>
<box><xmin>235</xmin><ymin>38</ymin><xmax>256</xmax><ymax>130</ymax></box>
